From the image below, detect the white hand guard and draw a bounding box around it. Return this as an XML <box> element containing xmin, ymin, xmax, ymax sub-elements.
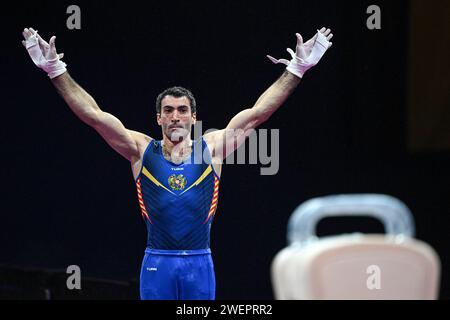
<box><xmin>267</xmin><ymin>29</ymin><xmax>332</xmax><ymax>78</ymax></box>
<box><xmin>22</xmin><ymin>28</ymin><xmax>67</xmax><ymax>79</ymax></box>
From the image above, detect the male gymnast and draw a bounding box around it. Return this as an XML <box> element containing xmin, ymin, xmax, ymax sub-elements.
<box><xmin>22</xmin><ymin>26</ymin><xmax>333</xmax><ymax>299</ymax></box>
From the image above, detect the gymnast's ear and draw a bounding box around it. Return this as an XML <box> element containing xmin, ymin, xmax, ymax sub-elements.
<box><xmin>156</xmin><ymin>113</ymin><xmax>161</xmax><ymax>126</ymax></box>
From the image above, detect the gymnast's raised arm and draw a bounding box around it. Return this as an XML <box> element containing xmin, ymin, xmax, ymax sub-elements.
<box><xmin>204</xmin><ymin>27</ymin><xmax>334</xmax><ymax>161</ymax></box>
<box><xmin>21</xmin><ymin>27</ymin><xmax>150</xmax><ymax>163</ymax></box>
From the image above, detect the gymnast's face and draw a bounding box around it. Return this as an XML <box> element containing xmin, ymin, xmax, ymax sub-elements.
<box><xmin>157</xmin><ymin>95</ymin><xmax>197</xmax><ymax>142</ymax></box>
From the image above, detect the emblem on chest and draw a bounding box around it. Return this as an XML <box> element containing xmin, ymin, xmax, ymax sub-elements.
<box><xmin>168</xmin><ymin>174</ymin><xmax>187</xmax><ymax>191</ymax></box>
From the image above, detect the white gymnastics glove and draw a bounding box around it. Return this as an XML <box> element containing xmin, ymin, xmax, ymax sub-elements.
<box><xmin>267</xmin><ymin>27</ymin><xmax>333</xmax><ymax>78</ymax></box>
<box><xmin>22</xmin><ymin>27</ymin><xmax>67</xmax><ymax>79</ymax></box>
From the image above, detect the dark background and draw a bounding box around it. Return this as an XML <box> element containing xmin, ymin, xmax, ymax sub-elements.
<box><xmin>1</xmin><ymin>0</ymin><xmax>449</xmax><ymax>299</ymax></box>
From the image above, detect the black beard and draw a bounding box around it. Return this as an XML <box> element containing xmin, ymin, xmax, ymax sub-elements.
<box><xmin>167</xmin><ymin>126</ymin><xmax>190</xmax><ymax>142</ymax></box>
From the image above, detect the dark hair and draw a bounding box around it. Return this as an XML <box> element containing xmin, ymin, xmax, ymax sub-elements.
<box><xmin>155</xmin><ymin>86</ymin><xmax>197</xmax><ymax>114</ymax></box>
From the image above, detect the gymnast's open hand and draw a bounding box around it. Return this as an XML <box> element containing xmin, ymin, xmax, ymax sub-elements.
<box><xmin>22</xmin><ymin>27</ymin><xmax>67</xmax><ymax>79</ymax></box>
<box><xmin>267</xmin><ymin>27</ymin><xmax>333</xmax><ymax>78</ymax></box>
